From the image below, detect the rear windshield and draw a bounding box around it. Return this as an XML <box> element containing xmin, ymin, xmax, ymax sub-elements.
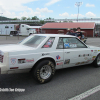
<box><xmin>19</xmin><ymin>35</ymin><xmax>46</xmax><ymax>47</ymax></box>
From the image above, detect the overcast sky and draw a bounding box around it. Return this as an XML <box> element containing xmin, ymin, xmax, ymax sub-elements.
<box><xmin>0</xmin><ymin>0</ymin><xmax>99</xmax><ymax>19</ymax></box>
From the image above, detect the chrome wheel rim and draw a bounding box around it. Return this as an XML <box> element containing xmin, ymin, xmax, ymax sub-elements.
<box><xmin>40</xmin><ymin>65</ymin><xmax>52</xmax><ymax>79</ymax></box>
<box><xmin>97</xmin><ymin>55</ymin><xmax>100</xmax><ymax>65</ymax></box>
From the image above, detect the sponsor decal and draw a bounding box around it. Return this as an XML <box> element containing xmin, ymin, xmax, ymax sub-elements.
<box><xmin>80</xmin><ymin>62</ymin><xmax>85</xmax><ymax>64</ymax></box>
<box><xmin>18</xmin><ymin>58</ymin><xmax>34</xmax><ymax>64</ymax></box>
<box><xmin>64</xmin><ymin>43</ymin><xmax>70</xmax><ymax>48</ymax></box>
<box><xmin>79</xmin><ymin>54</ymin><xmax>90</xmax><ymax>57</ymax></box>
<box><xmin>57</xmin><ymin>62</ymin><xmax>63</xmax><ymax>65</ymax></box>
<box><xmin>56</xmin><ymin>55</ymin><xmax>61</xmax><ymax>60</ymax></box>
<box><xmin>11</xmin><ymin>58</ymin><xmax>16</xmax><ymax>65</ymax></box>
<box><xmin>84</xmin><ymin>57</ymin><xmax>88</xmax><ymax>60</ymax></box>
<box><xmin>47</xmin><ymin>42</ymin><xmax>51</xmax><ymax>45</ymax></box>
<box><xmin>85</xmin><ymin>54</ymin><xmax>89</xmax><ymax>56</ymax></box>
<box><xmin>75</xmin><ymin>60</ymin><xmax>90</xmax><ymax>65</ymax></box>
<box><xmin>70</xmin><ymin>44</ymin><xmax>77</xmax><ymax>48</ymax></box>
<box><xmin>26</xmin><ymin>59</ymin><xmax>34</xmax><ymax>63</ymax></box>
<box><xmin>18</xmin><ymin>59</ymin><xmax>26</xmax><ymax>64</ymax></box>
<box><xmin>42</xmin><ymin>53</ymin><xmax>50</xmax><ymax>56</ymax></box>
<box><xmin>79</xmin><ymin>55</ymin><xmax>82</xmax><ymax>57</ymax></box>
<box><xmin>91</xmin><ymin>50</ymin><xmax>93</xmax><ymax>52</ymax></box>
<box><xmin>94</xmin><ymin>50</ymin><xmax>97</xmax><ymax>53</ymax></box>
<box><xmin>92</xmin><ymin>56</ymin><xmax>96</xmax><ymax>60</ymax></box>
<box><xmin>64</xmin><ymin>59</ymin><xmax>70</xmax><ymax>64</ymax></box>
<box><xmin>75</xmin><ymin>62</ymin><xmax>80</xmax><ymax>65</ymax></box>
<box><xmin>43</xmin><ymin>45</ymin><xmax>49</xmax><ymax>48</ymax></box>
<box><xmin>92</xmin><ymin>56</ymin><xmax>96</xmax><ymax>58</ymax></box>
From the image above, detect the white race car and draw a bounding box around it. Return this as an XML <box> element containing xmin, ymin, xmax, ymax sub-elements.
<box><xmin>0</xmin><ymin>34</ymin><xmax>100</xmax><ymax>83</ymax></box>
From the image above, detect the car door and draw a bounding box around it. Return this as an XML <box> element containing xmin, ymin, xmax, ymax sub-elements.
<box><xmin>60</xmin><ymin>37</ymin><xmax>92</xmax><ymax>68</ymax></box>
<box><xmin>41</xmin><ymin>37</ymin><xmax>64</xmax><ymax>69</ymax></box>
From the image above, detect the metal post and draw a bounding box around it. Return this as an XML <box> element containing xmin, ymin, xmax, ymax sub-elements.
<box><xmin>18</xmin><ymin>32</ymin><xmax>19</xmax><ymax>40</ymax></box>
<box><xmin>77</xmin><ymin>6</ymin><xmax>79</xmax><ymax>22</ymax></box>
<box><xmin>5</xmin><ymin>25</ymin><xmax>8</xmax><ymax>40</ymax></box>
<box><xmin>6</xmin><ymin>30</ymin><xmax>7</xmax><ymax>40</ymax></box>
<box><xmin>75</xmin><ymin>2</ymin><xmax>82</xmax><ymax>22</ymax></box>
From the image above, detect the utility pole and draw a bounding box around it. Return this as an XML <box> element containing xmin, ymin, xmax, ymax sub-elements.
<box><xmin>75</xmin><ymin>2</ymin><xmax>82</xmax><ymax>22</ymax></box>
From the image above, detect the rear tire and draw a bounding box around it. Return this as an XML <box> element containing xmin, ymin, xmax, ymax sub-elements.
<box><xmin>32</xmin><ymin>60</ymin><xmax>55</xmax><ymax>84</ymax></box>
<box><xmin>93</xmin><ymin>54</ymin><xmax>100</xmax><ymax>68</ymax></box>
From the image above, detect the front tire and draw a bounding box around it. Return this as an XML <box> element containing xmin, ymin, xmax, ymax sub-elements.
<box><xmin>93</xmin><ymin>54</ymin><xmax>100</xmax><ymax>68</ymax></box>
<box><xmin>32</xmin><ymin>60</ymin><xmax>55</xmax><ymax>83</ymax></box>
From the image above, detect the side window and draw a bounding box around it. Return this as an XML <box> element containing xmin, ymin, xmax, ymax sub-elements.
<box><xmin>63</xmin><ymin>37</ymin><xmax>87</xmax><ymax>48</ymax></box>
<box><xmin>57</xmin><ymin>37</ymin><xmax>87</xmax><ymax>49</ymax></box>
<box><xmin>42</xmin><ymin>37</ymin><xmax>55</xmax><ymax>48</ymax></box>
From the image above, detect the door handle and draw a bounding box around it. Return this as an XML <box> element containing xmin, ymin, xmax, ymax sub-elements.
<box><xmin>65</xmin><ymin>52</ymin><xmax>70</xmax><ymax>53</ymax></box>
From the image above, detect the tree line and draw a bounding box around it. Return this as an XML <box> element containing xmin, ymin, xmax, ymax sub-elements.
<box><xmin>0</xmin><ymin>16</ymin><xmax>72</xmax><ymax>24</ymax></box>
<box><xmin>12</xmin><ymin>16</ymin><xmax>54</xmax><ymax>20</ymax></box>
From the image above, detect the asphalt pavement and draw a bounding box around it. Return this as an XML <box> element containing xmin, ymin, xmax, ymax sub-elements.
<box><xmin>0</xmin><ymin>36</ymin><xmax>100</xmax><ymax>100</ymax></box>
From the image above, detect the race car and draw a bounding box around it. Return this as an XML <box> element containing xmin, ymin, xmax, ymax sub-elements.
<box><xmin>0</xmin><ymin>34</ymin><xmax>100</xmax><ymax>84</ymax></box>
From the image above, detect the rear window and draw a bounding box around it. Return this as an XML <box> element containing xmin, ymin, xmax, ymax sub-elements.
<box><xmin>19</xmin><ymin>35</ymin><xmax>46</xmax><ymax>47</ymax></box>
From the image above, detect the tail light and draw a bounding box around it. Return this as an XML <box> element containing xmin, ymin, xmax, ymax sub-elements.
<box><xmin>0</xmin><ymin>50</ymin><xmax>4</xmax><ymax>63</ymax></box>
<box><xmin>0</xmin><ymin>54</ymin><xmax>3</xmax><ymax>63</ymax></box>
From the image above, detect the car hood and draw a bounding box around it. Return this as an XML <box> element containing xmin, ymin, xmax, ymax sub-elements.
<box><xmin>0</xmin><ymin>44</ymin><xmax>34</xmax><ymax>52</ymax></box>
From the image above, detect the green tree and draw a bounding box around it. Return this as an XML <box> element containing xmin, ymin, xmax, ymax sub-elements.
<box><xmin>12</xmin><ymin>17</ymin><xmax>19</xmax><ymax>20</ymax></box>
<box><xmin>21</xmin><ymin>17</ymin><xmax>27</xmax><ymax>20</ymax></box>
<box><xmin>27</xmin><ymin>17</ymin><xmax>31</xmax><ymax>20</ymax></box>
<box><xmin>40</xmin><ymin>20</ymin><xmax>45</xmax><ymax>24</ymax></box>
<box><xmin>32</xmin><ymin>16</ymin><xmax>39</xmax><ymax>20</ymax></box>
<box><xmin>45</xmin><ymin>17</ymin><xmax>54</xmax><ymax>22</ymax></box>
<box><xmin>46</xmin><ymin>17</ymin><xmax>54</xmax><ymax>20</ymax></box>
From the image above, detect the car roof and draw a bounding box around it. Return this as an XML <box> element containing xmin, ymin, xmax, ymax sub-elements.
<box><xmin>34</xmin><ymin>34</ymin><xmax>75</xmax><ymax>38</ymax></box>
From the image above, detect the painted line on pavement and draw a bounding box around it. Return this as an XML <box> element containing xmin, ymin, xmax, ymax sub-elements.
<box><xmin>68</xmin><ymin>85</ymin><xmax>100</xmax><ymax>100</ymax></box>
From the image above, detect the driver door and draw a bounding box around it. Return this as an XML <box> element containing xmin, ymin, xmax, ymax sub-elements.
<box><xmin>59</xmin><ymin>37</ymin><xmax>92</xmax><ymax>68</ymax></box>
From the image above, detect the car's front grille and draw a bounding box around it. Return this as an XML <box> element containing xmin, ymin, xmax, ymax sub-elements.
<box><xmin>0</xmin><ymin>55</ymin><xmax>4</xmax><ymax>63</ymax></box>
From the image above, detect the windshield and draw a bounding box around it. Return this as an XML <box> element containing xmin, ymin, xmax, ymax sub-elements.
<box><xmin>19</xmin><ymin>35</ymin><xmax>46</xmax><ymax>47</ymax></box>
